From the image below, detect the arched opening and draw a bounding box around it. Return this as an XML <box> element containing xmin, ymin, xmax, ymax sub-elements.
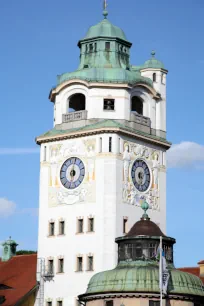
<box><xmin>68</xmin><ymin>94</ymin><xmax>86</xmax><ymax>113</ymax></box>
<box><xmin>153</xmin><ymin>73</ymin><xmax>156</xmax><ymax>82</ymax></box>
<box><xmin>131</xmin><ymin>96</ymin><xmax>143</xmax><ymax>115</ymax></box>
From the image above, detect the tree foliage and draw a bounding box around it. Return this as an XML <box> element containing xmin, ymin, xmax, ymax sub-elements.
<box><xmin>16</xmin><ymin>250</ymin><xmax>37</xmax><ymax>255</ymax></box>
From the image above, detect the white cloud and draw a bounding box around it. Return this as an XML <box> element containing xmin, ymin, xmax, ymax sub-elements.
<box><xmin>0</xmin><ymin>198</ymin><xmax>16</xmax><ymax>217</ymax></box>
<box><xmin>0</xmin><ymin>148</ymin><xmax>39</xmax><ymax>155</ymax></box>
<box><xmin>167</xmin><ymin>141</ymin><xmax>204</xmax><ymax>169</ymax></box>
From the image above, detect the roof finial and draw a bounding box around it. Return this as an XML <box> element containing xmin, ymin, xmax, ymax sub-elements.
<box><xmin>141</xmin><ymin>201</ymin><xmax>150</xmax><ymax>220</ymax></box>
<box><xmin>103</xmin><ymin>0</ymin><xmax>108</xmax><ymax>19</ymax></box>
<box><xmin>151</xmin><ymin>50</ymin><xmax>156</xmax><ymax>58</ymax></box>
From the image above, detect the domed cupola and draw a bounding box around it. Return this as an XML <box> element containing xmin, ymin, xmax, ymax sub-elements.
<box><xmin>79</xmin><ymin>203</ymin><xmax>204</xmax><ymax>303</ymax></box>
<box><xmin>77</xmin><ymin>7</ymin><xmax>132</xmax><ymax>71</ymax></box>
<box><xmin>56</xmin><ymin>4</ymin><xmax>154</xmax><ymax>88</ymax></box>
<box><xmin>143</xmin><ymin>51</ymin><xmax>165</xmax><ymax>69</ymax></box>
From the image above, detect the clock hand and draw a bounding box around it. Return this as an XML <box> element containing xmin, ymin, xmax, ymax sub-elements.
<box><xmin>70</xmin><ymin>164</ymin><xmax>75</xmax><ymax>182</ymax></box>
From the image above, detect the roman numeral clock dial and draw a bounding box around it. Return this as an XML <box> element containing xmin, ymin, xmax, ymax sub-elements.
<box><xmin>60</xmin><ymin>157</ymin><xmax>85</xmax><ymax>189</ymax></box>
<box><xmin>131</xmin><ymin>159</ymin><xmax>151</xmax><ymax>192</ymax></box>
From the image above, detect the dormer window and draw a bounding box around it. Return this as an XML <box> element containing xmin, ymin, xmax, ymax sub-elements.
<box><xmin>153</xmin><ymin>73</ymin><xmax>156</xmax><ymax>82</ymax></box>
<box><xmin>105</xmin><ymin>42</ymin><xmax>110</xmax><ymax>50</ymax></box>
<box><xmin>104</xmin><ymin>99</ymin><xmax>115</xmax><ymax>111</ymax></box>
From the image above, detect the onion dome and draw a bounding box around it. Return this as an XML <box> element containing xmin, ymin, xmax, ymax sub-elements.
<box><xmin>143</xmin><ymin>51</ymin><xmax>165</xmax><ymax>69</ymax></box>
<box><xmin>79</xmin><ymin>204</ymin><xmax>204</xmax><ymax>301</ymax></box>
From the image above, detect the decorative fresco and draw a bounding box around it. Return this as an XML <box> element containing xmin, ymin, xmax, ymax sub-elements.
<box><xmin>122</xmin><ymin>141</ymin><xmax>162</xmax><ymax>211</ymax></box>
<box><xmin>45</xmin><ymin>138</ymin><xmax>96</xmax><ymax>206</ymax></box>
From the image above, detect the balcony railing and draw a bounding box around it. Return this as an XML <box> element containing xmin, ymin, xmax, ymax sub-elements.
<box><xmin>62</xmin><ymin>110</ymin><xmax>88</xmax><ymax>123</ymax></box>
<box><xmin>130</xmin><ymin>112</ymin><xmax>151</xmax><ymax>127</ymax></box>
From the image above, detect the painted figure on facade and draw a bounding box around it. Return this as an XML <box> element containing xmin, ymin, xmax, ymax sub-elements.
<box><xmin>123</xmin><ymin>145</ymin><xmax>131</xmax><ymax>185</ymax></box>
<box><xmin>87</xmin><ymin>146</ymin><xmax>95</xmax><ymax>182</ymax></box>
<box><xmin>152</xmin><ymin>152</ymin><xmax>160</xmax><ymax>189</ymax></box>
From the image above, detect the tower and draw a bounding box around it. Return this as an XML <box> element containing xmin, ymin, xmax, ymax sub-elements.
<box><xmin>36</xmin><ymin>6</ymin><xmax>170</xmax><ymax>306</ymax></box>
<box><xmin>1</xmin><ymin>238</ymin><xmax>18</xmax><ymax>262</ymax></box>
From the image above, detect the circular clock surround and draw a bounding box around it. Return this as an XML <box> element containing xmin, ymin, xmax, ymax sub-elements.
<box><xmin>131</xmin><ymin>159</ymin><xmax>151</xmax><ymax>192</ymax></box>
<box><xmin>60</xmin><ymin>157</ymin><xmax>85</xmax><ymax>190</ymax></box>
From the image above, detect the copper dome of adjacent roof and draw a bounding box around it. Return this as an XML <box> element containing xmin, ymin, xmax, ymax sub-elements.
<box><xmin>126</xmin><ymin>218</ymin><xmax>166</xmax><ymax>237</ymax></box>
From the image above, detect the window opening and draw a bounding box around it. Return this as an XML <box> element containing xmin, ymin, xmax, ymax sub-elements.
<box><xmin>77</xmin><ymin>257</ymin><xmax>83</xmax><ymax>271</ymax></box>
<box><xmin>48</xmin><ymin>260</ymin><xmax>54</xmax><ymax>274</ymax></box>
<box><xmin>131</xmin><ymin>96</ymin><xmax>143</xmax><ymax>115</ymax></box>
<box><xmin>87</xmin><ymin>256</ymin><xmax>94</xmax><ymax>271</ymax></box>
<box><xmin>88</xmin><ymin>218</ymin><xmax>94</xmax><ymax>232</ymax></box>
<box><xmin>78</xmin><ymin>219</ymin><xmax>84</xmax><ymax>233</ymax></box>
<box><xmin>47</xmin><ymin>302</ymin><xmax>52</xmax><ymax>306</ymax></box>
<box><xmin>149</xmin><ymin>301</ymin><xmax>160</xmax><ymax>306</ymax></box>
<box><xmin>109</xmin><ymin>137</ymin><xmax>112</xmax><ymax>153</ymax></box>
<box><xmin>57</xmin><ymin>302</ymin><xmax>63</xmax><ymax>306</ymax></box>
<box><xmin>59</xmin><ymin>221</ymin><xmax>65</xmax><ymax>235</ymax></box>
<box><xmin>69</xmin><ymin>94</ymin><xmax>86</xmax><ymax>113</ymax></box>
<box><xmin>104</xmin><ymin>99</ymin><xmax>115</xmax><ymax>111</ymax></box>
<box><xmin>105</xmin><ymin>301</ymin><xmax>113</xmax><ymax>306</ymax></box>
<box><xmin>94</xmin><ymin>43</ymin><xmax>97</xmax><ymax>51</ymax></box>
<box><xmin>89</xmin><ymin>44</ymin><xmax>93</xmax><ymax>52</ymax></box>
<box><xmin>49</xmin><ymin>222</ymin><xmax>55</xmax><ymax>236</ymax></box>
<box><xmin>123</xmin><ymin>218</ymin><xmax>128</xmax><ymax>234</ymax></box>
<box><xmin>99</xmin><ymin>137</ymin><xmax>102</xmax><ymax>153</ymax></box>
<box><xmin>153</xmin><ymin>73</ymin><xmax>156</xmax><ymax>82</ymax></box>
<box><xmin>105</xmin><ymin>42</ymin><xmax>110</xmax><ymax>50</ymax></box>
<box><xmin>58</xmin><ymin>258</ymin><xmax>64</xmax><ymax>273</ymax></box>
<box><xmin>43</xmin><ymin>146</ymin><xmax>47</xmax><ymax>161</ymax></box>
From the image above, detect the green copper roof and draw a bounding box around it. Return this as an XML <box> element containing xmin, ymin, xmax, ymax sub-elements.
<box><xmin>143</xmin><ymin>51</ymin><xmax>165</xmax><ymax>69</ymax></box>
<box><xmin>83</xmin><ymin>18</ymin><xmax>127</xmax><ymax>41</ymax></box>
<box><xmin>36</xmin><ymin>119</ymin><xmax>171</xmax><ymax>146</ymax></box>
<box><xmin>85</xmin><ymin>261</ymin><xmax>204</xmax><ymax>297</ymax></box>
<box><xmin>57</xmin><ymin>67</ymin><xmax>153</xmax><ymax>87</ymax></box>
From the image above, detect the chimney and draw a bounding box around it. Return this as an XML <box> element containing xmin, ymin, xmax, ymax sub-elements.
<box><xmin>198</xmin><ymin>260</ymin><xmax>204</xmax><ymax>277</ymax></box>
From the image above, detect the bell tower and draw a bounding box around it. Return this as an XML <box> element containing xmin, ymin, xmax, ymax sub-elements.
<box><xmin>2</xmin><ymin>238</ymin><xmax>18</xmax><ymax>262</ymax></box>
<box><xmin>36</xmin><ymin>5</ymin><xmax>170</xmax><ymax>306</ymax></box>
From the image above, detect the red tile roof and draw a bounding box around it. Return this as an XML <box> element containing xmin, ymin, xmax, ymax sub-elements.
<box><xmin>198</xmin><ymin>260</ymin><xmax>204</xmax><ymax>264</ymax></box>
<box><xmin>0</xmin><ymin>254</ymin><xmax>37</xmax><ymax>306</ymax></box>
<box><xmin>178</xmin><ymin>266</ymin><xmax>204</xmax><ymax>284</ymax></box>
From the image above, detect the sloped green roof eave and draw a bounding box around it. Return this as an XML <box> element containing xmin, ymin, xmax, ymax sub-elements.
<box><xmin>83</xmin><ymin>262</ymin><xmax>204</xmax><ymax>297</ymax></box>
<box><xmin>56</xmin><ymin>67</ymin><xmax>153</xmax><ymax>88</ymax></box>
<box><xmin>36</xmin><ymin>119</ymin><xmax>171</xmax><ymax>148</ymax></box>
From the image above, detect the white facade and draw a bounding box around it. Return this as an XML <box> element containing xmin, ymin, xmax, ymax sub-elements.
<box><xmin>36</xmin><ymin>70</ymin><xmax>169</xmax><ymax>306</ymax></box>
<box><xmin>53</xmin><ymin>78</ymin><xmax>166</xmax><ymax>133</ymax></box>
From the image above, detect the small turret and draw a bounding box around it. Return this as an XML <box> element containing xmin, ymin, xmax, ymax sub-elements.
<box><xmin>2</xmin><ymin>237</ymin><xmax>18</xmax><ymax>262</ymax></box>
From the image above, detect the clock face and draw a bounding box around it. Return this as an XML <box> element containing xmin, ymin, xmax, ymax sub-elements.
<box><xmin>131</xmin><ymin>159</ymin><xmax>151</xmax><ymax>192</ymax></box>
<box><xmin>60</xmin><ymin>157</ymin><xmax>85</xmax><ymax>189</ymax></box>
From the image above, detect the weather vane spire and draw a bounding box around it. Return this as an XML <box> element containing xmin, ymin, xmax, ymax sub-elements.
<box><xmin>103</xmin><ymin>0</ymin><xmax>108</xmax><ymax>19</ymax></box>
<box><xmin>103</xmin><ymin>0</ymin><xmax>107</xmax><ymax>10</ymax></box>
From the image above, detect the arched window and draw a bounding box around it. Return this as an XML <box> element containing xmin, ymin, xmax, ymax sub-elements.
<box><xmin>153</xmin><ymin>73</ymin><xmax>156</xmax><ymax>82</ymax></box>
<box><xmin>68</xmin><ymin>94</ymin><xmax>86</xmax><ymax>113</ymax></box>
<box><xmin>131</xmin><ymin>96</ymin><xmax>143</xmax><ymax>115</ymax></box>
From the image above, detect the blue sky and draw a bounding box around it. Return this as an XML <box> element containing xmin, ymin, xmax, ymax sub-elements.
<box><xmin>0</xmin><ymin>0</ymin><xmax>204</xmax><ymax>267</ymax></box>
